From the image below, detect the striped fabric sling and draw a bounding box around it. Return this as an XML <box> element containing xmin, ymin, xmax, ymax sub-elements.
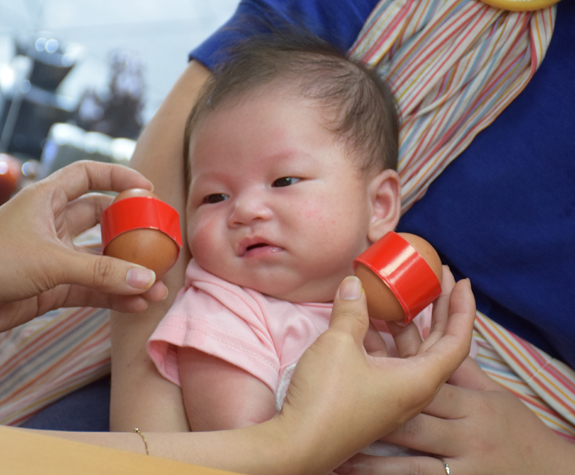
<box><xmin>349</xmin><ymin>0</ymin><xmax>555</xmax><ymax>211</ymax></box>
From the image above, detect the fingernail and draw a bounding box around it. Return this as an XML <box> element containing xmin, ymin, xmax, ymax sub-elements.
<box><xmin>339</xmin><ymin>276</ymin><xmax>362</xmax><ymax>300</ymax></box>
<box><xmin>127</xmin><ymin>267</ymin><xmax>156</xmax><ymax>290</ymax></box>
<box><xmin>161</xmin><ymin>285</ymin><xmax>169</xmax><ymax>300</ymax></box>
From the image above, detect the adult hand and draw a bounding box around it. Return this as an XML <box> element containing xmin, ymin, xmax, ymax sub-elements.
<box><xmin>338</xmin><ymin>271</ymin><xmax>575</xmax><ymax>474</ymax></box>
<box><xmin>384</xmin><ymin>357</ymin><xmax>575</xmax><ymax>474</ymax></box>
<box><xmin>276</xmin><ymin>271</ymin><xmax>476</xmax><ymax>475</ymax></box>
<box><xmin>0</xmin><ymin>161</ymin><xmax>168</xmax><ymax>332</ymax></box>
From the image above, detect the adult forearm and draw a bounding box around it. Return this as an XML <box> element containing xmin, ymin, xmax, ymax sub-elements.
<box><xmin>109</xmin><ymin>61</ymin><xmax>211</xmax><ymax>432</ymax></box>
<box><xmin>32</xmin><ymin>418</ymin><xmax>319</xmax><ymax>475</ymax></box>
<box><xmin>128</xmin><ymin>60</ymin><xmax>210</xmax><ymax>207</ymax></box>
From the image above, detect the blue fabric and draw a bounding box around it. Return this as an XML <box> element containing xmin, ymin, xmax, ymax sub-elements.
<box><xmin>190</xmin><ymin>0</ymin><xmax>378</xmax><ymax>68</ymax></box>
<box><xmin>398</xmin><ymin>2</ymin><xmax>575</xmax><ymax>366</ymax></box>
<box><xmin>20</xmin><ymin>376</ymin><xmax>110</xmax><ymax>431</ymax></box>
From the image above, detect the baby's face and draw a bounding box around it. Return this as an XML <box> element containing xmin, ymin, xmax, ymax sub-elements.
<box><xmin>186</xmin><ymin>90</ymin><xmax>374</xmax><ymax>302</ymax></box>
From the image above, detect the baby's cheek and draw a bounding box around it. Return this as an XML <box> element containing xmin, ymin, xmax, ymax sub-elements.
<box><xmin>188</xmin><ymin>218</ymin><xmax>219</xmax><ymax>262</ymax></box>
<box><xmin>298</xmin><ymin>198</ymin><xmax>336</xmax><ymax>231</ymax></box>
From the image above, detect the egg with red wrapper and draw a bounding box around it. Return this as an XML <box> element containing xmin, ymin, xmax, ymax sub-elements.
<box><xmin>353</xmin><ymin>231</ymin><xmax>443</xmax><ymax>324</ymax></box>
<box><xmin>100</xmin><ymin>189</ymin><xmax>182</xmax><ymax>279</ymax></box>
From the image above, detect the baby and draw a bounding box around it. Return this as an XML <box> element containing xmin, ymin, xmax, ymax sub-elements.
<box><xmin>148</xmin><ymin>31</ymin><xmax>432</xmax><ymax>437</ymax></box>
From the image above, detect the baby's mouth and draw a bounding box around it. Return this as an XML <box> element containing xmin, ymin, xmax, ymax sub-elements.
<box><xmin>246</xmin><ymin>243</ymin><xmax>269</xmax><ymax>251</ymax></box>
<box><xmin>239</xmin><ymin>239</ymin><xmax>282</xmax><ymax>257</ymax></box>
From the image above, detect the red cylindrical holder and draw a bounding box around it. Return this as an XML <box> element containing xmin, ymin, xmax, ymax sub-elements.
<box><xmin>353</xmin><ymin>232</ymin><xmax>441</xmax><ymax>323</ymax></box>
<box><xmin>101</xmin><ymin>196</ymin><xmax>182</xmax><ymax>255</ymax></box>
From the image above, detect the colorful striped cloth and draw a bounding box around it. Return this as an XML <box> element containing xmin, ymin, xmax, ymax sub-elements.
<box><xmin>0</xmin><ymin>307</ymin><xmax>110</xmax><ymax>426</ymax></box>
<box><xmin>474</xmin><ymin>312</ymin><xmax>575</xmax><ymax>441</ymax></box>
<box><xmin>349</xmin><ymin>0</ymin><xmax>556</xmax><ymax>211</ymax></box>
<box><xmin>2</xmin><ymin>0</ymin><xmax>573</xmax><ymax>438</ymax></box>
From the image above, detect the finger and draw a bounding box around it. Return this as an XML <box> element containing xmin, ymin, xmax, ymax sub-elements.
<box><xmin>443</xmin><ymin>278</ymin><xmax>475</xmax><ymax>350</ymax></box>
<box><xmin>448</xmin><ymin>354</ymin><xmax>503</xmax><ymax>392</ymax></box>
<box><xmin>422</xmin><ymin>379</ymin><xmax>477</xmax><ymax>420</ymax></box>
<box><xmin>60</xmin><ymin>285</ymin><xmax>151</xmax><ymax>313</ymax></box>
<box><xmin>55</xmin><ymin>247</ymin><xmax>157</xmax><ymax>295</ymax></box>
<box><xmin>338</xmin><ymin>453</ymin><xmax>451</xmax><ymax>475</ymax></box>
<box><xmin>141</xmin><ymin>281</ymin><xmax>169</xmax><ymax>302</ymax></box>
<box><xmin>386</xmin><ymin>320</ymin><xmax>424</xmax><ymax>357</ymax></box>
<box><xmin>384</xmin><ymin>267</ymin><xmax>457</xmax><ymax>358</ymax></box>
<box><xmin>409</xmin><ymin>278</ymin><xmax>476</xmax><ymax>384</ymax></box>
<box><xmin>382</xmin><ymin>412</ymin><xmax>457</xmax><ymax>456</ymax></box>
<box><xmin>426</xmin><ymin>266</ymin><xmax>456</xmax><ymax>344</ymax></box>
<box><xmin>65</xmin><ymin>193</ymin><xmax>114</xmax><ymax>236</ymax></box>
<box><xmin>329</xmin><ymin>276</ymin><xmax>370</xmax><ymax>345</ymax></box>
<box><xmin>363</xmin><ymin>321</ymin><xmax>388</xmax><ymax>357</ymax></box>
<box><xmin>47</xmin><ymin>161</ymin><xmax>153</xmax><ymax>203</ymax></box>
<box><xmin>48</xmin><ymin>255</ymin><xmax>167</xmax><ymax>303</ymax></box>
<box><xmin>408</xmin><ymin>267</ymin><xmax>457</xmax><ymax>357</ymax></box>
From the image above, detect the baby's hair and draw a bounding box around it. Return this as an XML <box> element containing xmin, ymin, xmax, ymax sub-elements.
<box><xmin>184</xmin><ymin>28</ymin><xmax>400</xmax><ymax>185</ymax></box>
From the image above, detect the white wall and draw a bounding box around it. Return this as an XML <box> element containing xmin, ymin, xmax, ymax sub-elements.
<box><xmin>0</xmin><ymin>0</ymin><xmax>239</xmax><ymax>122</ymax></box>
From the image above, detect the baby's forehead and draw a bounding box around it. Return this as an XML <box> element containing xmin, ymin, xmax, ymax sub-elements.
<box><xmin>186</xmin><ymin>79</ymin><xmax>371</xmax><ymax>175</ymax></box>
<box><xmin>191</xmin><ymin>83</ymin><xmax>339</xmax><ymax>146</ymax></box>
<box><xmin>219</xmin><ymin>79</ymin><xmax>318</xmax><ymax>113</ymax></box>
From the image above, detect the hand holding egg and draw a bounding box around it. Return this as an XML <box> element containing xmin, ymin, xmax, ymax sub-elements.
<box><xmin>101</xmin><ymin>189</ymin><xmax>182</xmax><ymax>279</ymax></box>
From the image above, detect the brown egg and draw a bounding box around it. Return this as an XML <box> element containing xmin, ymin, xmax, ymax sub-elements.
<box><xmin>355</xmin><ymin>262</ymin><xmax>406</xmax><ymax>321</ymax></box>
<box><xmin>354</xmin><ymin>232</ymin><xmax>443</xmax><ymax>322</ymax></box>
<box><xmin>103</xmin><ymin>189</ymin><xmax>180</xmax><ymax>279</ymax></box>
<box><xmin>400</xmin><ymin>233</ymin><xmax>443</xmax><ymax>283</ymax></box>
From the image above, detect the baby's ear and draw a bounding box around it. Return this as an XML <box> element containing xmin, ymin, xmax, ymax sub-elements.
<box><xmin>367</xmin><ymin>169</ymin><xmax>401</xmax><ymax>243</ymax></box>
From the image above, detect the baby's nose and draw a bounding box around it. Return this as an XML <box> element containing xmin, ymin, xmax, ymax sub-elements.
<box><xmin>227</xmin><ymin>193</ymin><xmax>272</xmax><ymax>227</ymax></box>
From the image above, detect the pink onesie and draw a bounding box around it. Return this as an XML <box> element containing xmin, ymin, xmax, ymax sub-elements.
<box><xmin>148</xmin><ymin>260</ymin><xmax>433</xmax><ymax>409</ymax></box>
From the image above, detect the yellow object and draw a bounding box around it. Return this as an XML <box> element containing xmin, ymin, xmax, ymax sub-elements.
<box><xmin>0</xmin><ymin>426</ymin><xmax>236</xmax><ymax>475</ymax></box>
<box><xmin>481</xmin><ymin>0</ymin><xmax>560</xmax><ymax>11</ymax></box>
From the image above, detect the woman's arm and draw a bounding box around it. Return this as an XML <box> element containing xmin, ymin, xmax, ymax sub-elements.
<box><xmin>109</xmin><ymin>61</ymin><xmax>211</xmax><ymax>432</ymax></box>
<box><xmin>36</xmin><ymin>275</ymin><xmax>477</xmax><ymax>475</ymax></box>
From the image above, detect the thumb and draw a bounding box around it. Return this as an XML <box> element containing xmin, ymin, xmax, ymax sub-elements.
<box><xmin>329</xmin><ymin>276</ymin><xmax>370</xmax><ymax>345</ymax></box>
<box><xmin>60</xmin><ymin>248</ymin><xmax>157</xmax><ymax>295</ymax></box>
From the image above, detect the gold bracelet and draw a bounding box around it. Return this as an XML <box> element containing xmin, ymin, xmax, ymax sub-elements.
<box><xmin>133</xmin><ymin>428</ymin><xmax>149</xmax><ymax>456</ymax></box>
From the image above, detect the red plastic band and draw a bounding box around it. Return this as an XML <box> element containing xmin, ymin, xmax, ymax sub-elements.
<box><xmin>353</xmin><ymin>232</ymin><xmax>441</xmax><ymax>324</ymax></box>
<box><xmin>101</xmin><ymin>196</ymin><xmax>183</xmax><ymax>251</ymax></box>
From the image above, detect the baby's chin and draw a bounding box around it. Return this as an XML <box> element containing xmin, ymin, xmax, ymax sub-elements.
<box><xmin>237</xmin><ymin>279</ymin><xmax>337</xmax><ymax>304</ymax></box>
<box><xmin>203</xmin><ymin>265</ymin><xmax>339</xmax><ymax>303</ymax></box>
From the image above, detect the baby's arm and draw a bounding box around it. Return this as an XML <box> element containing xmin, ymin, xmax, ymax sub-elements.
<box><xmin>178</xmin><ymin>347</ymin><xmax>277</xmax><ymax>431</ymax></box>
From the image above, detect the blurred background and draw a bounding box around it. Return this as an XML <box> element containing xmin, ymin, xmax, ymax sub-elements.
<box><xmin>0</xmin><ymin>0</ymin><xmax>239</xmax><ymax>203</ymax></box>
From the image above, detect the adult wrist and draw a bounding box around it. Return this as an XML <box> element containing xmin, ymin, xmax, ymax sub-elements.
<box><xmin>261</xmin><ymin>409</ymin><xmax>348</xmax><ymax>475</ymax></box>
<box><xmin>223</xmin><ymin>411</ymin><xmax>336</xmax><ymax>475</ymax></box>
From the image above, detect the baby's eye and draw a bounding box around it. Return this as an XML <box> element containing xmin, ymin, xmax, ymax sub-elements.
<box><xmin>272</xmin><ymin>177</ymin><xmax>300</xmax><ymax>187</ymax></box>
<box><xmin>203</xmin><ymin>193</ymin><xmax>228</xmax><ymax>204</ymax></box>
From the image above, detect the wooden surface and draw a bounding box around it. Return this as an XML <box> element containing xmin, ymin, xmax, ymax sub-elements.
<box><xmin>0</xmin><ymin>426</ymin><xmax>237</xmax><ymax>475</ymax></box>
